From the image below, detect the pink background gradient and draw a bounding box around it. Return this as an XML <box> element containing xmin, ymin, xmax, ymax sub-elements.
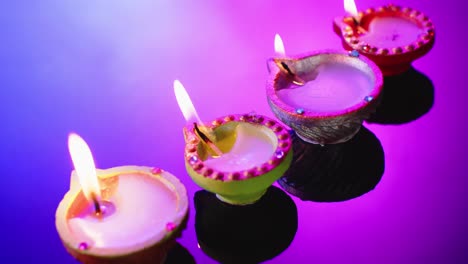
<box><xmin>1</xmin><ymin>0</ymin><xmax>467</xmax><ymax>263</ymax></box>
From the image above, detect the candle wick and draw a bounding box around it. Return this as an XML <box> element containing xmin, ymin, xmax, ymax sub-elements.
<box><xmin>90</xmin><ymin>193</ymin><xmax>102</xmax><ymax>216</ymax></box>
<box><xmin>280</xmin><ymin>62</ymin><xmax>294</xmax><ymax>76</ymax></box>
<box><xmin>193</xmin><ymin>123</ymin><xmax>223</xmax><ymax>157</ymax></box>
<box><xmin>352</xmin><ymin>17</ymin><xmax>360</xmax><ymax>26</ymax></box>
<box><xmin>277</xmin><ymin>61</ymin><xmax>305</xmax><ymax>86</ymax></box>
<box><xmin>351</xmin><ymin>17</ymin><xmax>368</xmax><ymax>34</ymax></box>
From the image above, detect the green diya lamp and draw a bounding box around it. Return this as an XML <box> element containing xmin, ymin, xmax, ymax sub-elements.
<box><xmin>174</xmin><ymin>80</ymin><xmax>293</xmax><ymax>205</ymax></box>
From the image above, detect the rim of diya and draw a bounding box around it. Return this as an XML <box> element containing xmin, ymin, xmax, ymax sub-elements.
<box><xmin>184</xmin><ymin>113</ymin><xmax>293</xmax><ymax>205</ymax></box>
<box><xmin>184</xmin><ymin>113</ymin><xmax>292</xmax><ymax>181</ymax></box>
<box><xmin>334</xmin><ymin>4</ymin><xmax>435</xmax><ymax>76</ymax></box>
<box><xmin>266</xmin><ymin>50</ymin><xmax>383</xmax><ymax>145</ymax></box>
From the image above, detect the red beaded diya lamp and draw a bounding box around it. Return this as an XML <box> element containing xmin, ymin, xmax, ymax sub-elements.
<box><xmin>333</xmin><ymin>0</ymin><xmax>435</xmax><ymax>76</ymax></box>
<box><xmin>266</xmin><ymin>35</ymin><xmax>383</xmax><ymax>145</ymax></box>
<box><xmin>174</xmin><ymin>80</ymin><xmax>293</xmax><ymax>205</ymax></box>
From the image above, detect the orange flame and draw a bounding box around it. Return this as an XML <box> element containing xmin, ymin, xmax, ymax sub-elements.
<box><xmin>174</xmin><ymin>80</ymin><xmax>204</xmax><ymax>125</ymax></box>
<box><xmin>68</xmin><ymin>133</ymin><xmax>101</xmax><ymax>204</ymax></box>
<box><xmin>344</xmin><ymin>0</ymin><xmax>358</xmax><ymax>17</ymax></box>
<box><xmin>274</xmin><ymin>33</ymin><xmax>286</xmax><ymax>56</ymax></box>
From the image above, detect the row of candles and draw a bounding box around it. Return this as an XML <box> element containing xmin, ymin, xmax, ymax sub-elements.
<box><xmin>55</xmin><ymin>0</ymin><xmax>435</xmax><ymax>263</ymax></box>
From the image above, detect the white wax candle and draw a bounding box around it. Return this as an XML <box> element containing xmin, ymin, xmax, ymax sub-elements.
<box><xmin>360</xmin><ymin>16</ymin><xmax>423</xmax><ymax>48</ymax></box>
<box><xmin>68</xmin><ymin>172</ymin><xmax>179</xmax><ymax>249</ymax></box>
<box><xmin>277</xmin><ymin>63</ymin><xmax>373</xmax><ymax>112</ymax></box>
<box><xmin>203</xmin><ymin>123</ymin><xmax>277</xmax><ymax>172</ymax></box>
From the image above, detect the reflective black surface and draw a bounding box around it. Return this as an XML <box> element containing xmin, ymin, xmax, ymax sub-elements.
<box><xmin>278</xmin><ymin>126</ymin><xmax>385</xmax><ymax>202</ymax></box>
<box><xmin>367</xmin><ymin>67</ymin><xmax>435</xmax><ymax>124</ymax></box>
<box><xmin>194</xmin><ymin>186</ymin><xmax>298</xmax><ymax>264</ymax></box>
<box><xmin>165</xmin><ymin>243</ymin><xmax>196</xmax><ymax>264</ymax></box>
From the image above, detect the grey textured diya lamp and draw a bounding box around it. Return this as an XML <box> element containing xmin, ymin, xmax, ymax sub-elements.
<box><xmin>266</xmin><ymin>34</ymin><xmax>383</xmax><ymax>145</ymax></box>
<box><xmin>334</xmin><ymin>0</ymin><xmax>435</xmax><ymax>76</ymax></box>
<box><xmin>174</xmin><ymin>80</ymin><xmax>292</xmax><ymax>205</ymax></box>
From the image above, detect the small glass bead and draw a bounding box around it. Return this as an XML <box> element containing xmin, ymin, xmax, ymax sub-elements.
<box><xmin>166</xmin><ymin>222</ymin><xmax>176</xmax><ymax>231</ymax></box>
<box><xmin>349</xmin><ymin>50</ymin><xmax>360</xmax><ymax>57</ymax></box>
<box><xmin>78</xmin><ymin>242</ymin><xmax>88</xmax><ymax>250</ymax></box>
<box><xmin>150</xmin><ymin>167</ymin><xmax>162</xmax><ymax>174</ymax></box>
<box><xmin>275</xmin><ymin>150</ymin><xmax>284</xmax><ymax>159</ymax></box>
<box><xmin>189</xmin><ymin>156</ymin><xmax>198</xmax><ymax>164</ymax></box>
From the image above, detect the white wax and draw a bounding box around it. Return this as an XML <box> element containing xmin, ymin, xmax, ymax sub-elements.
<box><xmin>203</xmin><ymin>123</ymin><xmax>277</xmax><ymax>172</ymax></box>
<box><xmin>277</xmin><ymin>63</ymin><xmax>373</xmax><ymax>112</ymax></box>
<box><xmin>68</xmin><ymin>173</ymin><xmax>178</xmax><ymax>249</ymax></box>
<box><xmin>360</xmin><ymin>16</ymin><xmax>423</xmax><ymax>48</ymax></box>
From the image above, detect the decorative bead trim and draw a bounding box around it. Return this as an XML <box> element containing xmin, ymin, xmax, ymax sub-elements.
<box><xmin>340</xmin><ymin>4</ymin><xmax>435</xmax><ymax>56</ymax></box>
<box><xmin>184</xmin><ymin>114</ymin><xmax>292</xmax><ymax>182</ymax></box>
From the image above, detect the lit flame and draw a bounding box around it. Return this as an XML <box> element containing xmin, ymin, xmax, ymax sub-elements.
<box><xmin>68</xmin><ymin>133</ymin><xmax>101</xmax><ymax>204</ymax></box>
<box><xmin>274</xmin><ymin>33</ymin><xmax>286</xmax><ymax>56</ymax></box>
<box><xmin>344</xmin><ymin>0</ymin><xmax>358</xmax><ymax>17</ymax></box>
<box><xmin>174</xmin><ymin>79</ymin><xmax>203</xmax><ymax>124</ymax></box>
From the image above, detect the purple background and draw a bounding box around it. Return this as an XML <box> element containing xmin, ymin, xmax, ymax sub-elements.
<box><xmin>1</xmin><ymin>0</ymin><xmax>467</xmax><ymax>263</ymax></box>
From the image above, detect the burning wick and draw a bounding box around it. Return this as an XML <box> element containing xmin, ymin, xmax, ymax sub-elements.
<box><xmin>274</xmin><ymin>60</ymin><xmax>305</xmax><ymax>86</ymax></box>
<box><xmin>273</xmin><ymin>34</ymin><xmax>305</xmax><ymax>86</ymax></box>
<box><xmin>193</xmin><ymin>123</ymin><xmax>223</xmax><ymax>157</ymax></box>
<box><xmin>68</xmin><ymin>133</ymin><xmax>106</xmax><ymax>218</ymax></box>
<box><xmin>344</xmin><ymin>0</ymin><xmax>368</xmax><ymax>34</ymax></box>
<box><xmin>352</xmin><ymin>19</ymin><xmax>368</xmax><ymax>35</ymax></box>
<box><xmin>351</xmin><ymin>17</ymin><xmax>360</xmax><ymax>27</ymax></box>
<box><xmin>174</xmin><ymin>80</ymin><xmax>223</xmax><ymax>157</ymax></box>
<box><xmin>90</xmin><ymin>192</ymin><xmax>102</xmax><ymax>216</ymax></box>
<box><xmin>280</xmin><ymin>62</ymin><xmax>295</xmax><ymax>76</ymax></box>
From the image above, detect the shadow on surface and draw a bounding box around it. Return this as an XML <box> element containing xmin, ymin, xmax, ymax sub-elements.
<box><xmin>195</xmin><ymin>186</ymin><xmax>297</xmax><ymax>264</ymax></box>
<box><xmin>367</xmin><ymin>67</ymin><xmax>434</xmax><ymax>124</ymax></box>
<box><xmin>278</xmin><ymin>126</ymin><xmax>384</xmax><ymax>202</ymax></box>
<box><xmin>165</xmin><ymin>243</ymin><xmax>196</xmax><ymax>264</ymax></box>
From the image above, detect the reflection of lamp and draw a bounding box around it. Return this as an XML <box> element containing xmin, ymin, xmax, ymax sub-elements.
<box><xmin>278</xmin><ymin>126</ymin><xmax>384</xmax><ymax>202</ymax></box>
<box><xmin>195</xmin><ymin>186</ymin><xmax>298</xmax><ymax>263</ymax></box>
<box><xmin>367</xmin><ymin>67</ymin><xmax>434</xmax><ymax>124</ymax></box>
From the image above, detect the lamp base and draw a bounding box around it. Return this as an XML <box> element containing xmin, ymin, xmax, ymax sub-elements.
<box><xmin>215</xmin><ymin>189</ymin><xmax>267</xmax><ymax>205</ymax></box>
<box><xmin>63</xmin><ymin>214</ymin><xmax>188</xmax><ymax>264</ymax></box>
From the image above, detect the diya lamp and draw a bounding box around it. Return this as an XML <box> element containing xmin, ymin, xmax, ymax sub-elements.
<box><xmin>174</xmin><ymin>80</ymin><xmax>293</xmax><ymax>205</ymax></box>
<box><xmin>55</xmin><ymin>133</ymin><xmax>189</xmax><ymax>264</ymax></box>
<box><xmin>266</xmin><ymin>34</ymin><xmax>383</xmax><ymax>145</ymax></box>
<box><xmin>334</xmin><ymin>0</ymin><xmax>435</xmax><ymax>76</ymax></box>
